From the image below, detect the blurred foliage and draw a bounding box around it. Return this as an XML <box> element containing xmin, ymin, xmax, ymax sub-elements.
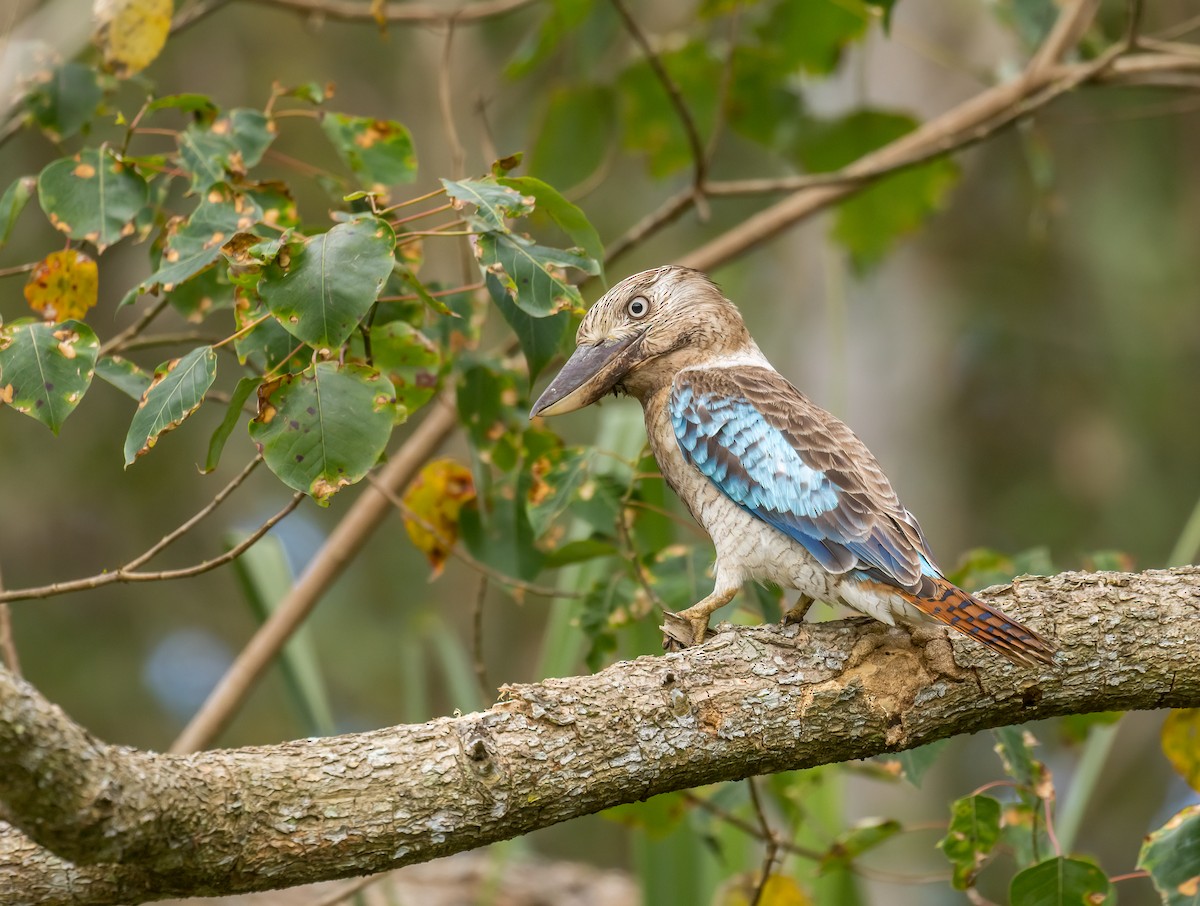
<box><xmin>1</xmin><ymin>0</ymin><xmax>1200</xmax><ymax>903</ymax></box>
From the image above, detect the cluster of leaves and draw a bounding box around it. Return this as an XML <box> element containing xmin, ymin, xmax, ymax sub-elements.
<box><xmin>0</xmin><ymin>79</ymin><xmax>601</xmax><ymax>504</ymax></box>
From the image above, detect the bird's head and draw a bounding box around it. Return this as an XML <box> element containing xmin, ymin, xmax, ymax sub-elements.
<box><xmin>530</xmin><ymin>265</ymin><xmax>751</xmax><ymax>417</ymax></box>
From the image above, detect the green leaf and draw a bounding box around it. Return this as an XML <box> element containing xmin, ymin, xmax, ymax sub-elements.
<box><xmin>1162</xmin><ymin>709</ymin><xmax>1200</xmax><ymax>793</ymax></box>
<box><xmin>487</xmin><ymin>272</ymin><xmax>571</xmax><ymax>383</ymax></box>
<box><xmin>94</xmin><ymin>354</ymin><xmax>151</xmax><ymax>400</ymax></box>
<box><xmin>542</xmin><ymin>537</ymin><xmax>619</xmax><ymax>568</ymax></box>
<box><xmin>497</xmin><ymin>175</ymin><xmax>605</xmax><ymax>268</ymax></box>
<box><xmin>879</xmin><ymin>738</ymin><xmax>948</xmax><ymax>786</ymax></box>
<box><xmin>603</xmin><ymin>792</ymin><xmax>688</xmax><ymax>840</ymax></box>
<box><xmin>232</xmin><ymin>297</ymin><xmax>310</xmax><ymax>373</ymax></box>
<box><xmin>822</xmin><ymin>818</ymin><xmax>901</xmax><ymax>872</ymax></box>
<box><xmin>579</xmin><ymin>572</ymin><xmax>638</xmax><ymax>669</ymax></box>
<box><xmin>993</xmin><ymin>726</ymin><xmax>1050</xmax><ymax>794</ymax></box>
<box><xmin>0</xmin><ymin>176</ymin><xmax>36</xmax><ymax>253</ymax></box>
<box><xmin>123</xmin><ymin>346</ymin><xmax>218</xmax><ymax>465</ymax></box>
<box><xmin>178</xmin><ymin>109</ymin><xmax>275</xmax><ymax>193</ymax></box>
<box><xmin>754</xmin><ymin>0</ymin><xmax>870</xmax><ymax>75</ymax></box>
<box><xmin>527</xmin><ymin>445</ymin><xmax>597</xmax><ymax>537</ymax></box>
<box><xmin>37</xmin><ymin>148</ymin><xmax>150</xmax><ymax>252</ymax></box>
<box><xmin>249</xmin><ymin>361</ymin><xmax>396</xmax><ymax>504</ymax></box>
<box><xmin>204</xmin><ymin>375</ymin><xmax>259</xmax><ymax>473</ymax></box>
<box><xmin>505</xmin><ymin>0</ymin><xmax>594</xmax><ymax>78</ymax></box>
<box><xmin>166</xmin><ymin>264</ymin><xmax>235</xmax><ymax>322</ymax></box>
<box><xmin>457</xmin><ymin>362</ymin><xmax>524</xmax><ymax>462</ymax></box>
<box><xmin>367</xmin><ymin>320</ymin><xmax>440</xmax><ymax>419</ymax></box>
<box><xmin>528</xmin><ymin>85</ymin><xmax>617</xmax><ymax>191</ymax></box>
<box><xmin>146</xmin><ymin>93</ymin><xmax>220</xmax><ymax>115</ymax></box>
<box><xmin>259</xmin><ymin>215</ymin><xmax>396</xmax><ymax>349</ymax></box>
<box><xmin>726</xmin><ymin>47</ymin><xmax>810</xmax><ymax>150</ymax></box>
<box><xmin>617</xmin><ymin>42</ymin><xmax>720</xmax><ymax>178</ymax></box>
<box><xmin>1059</xmin><ymin>710</ymin><xmax>1122</xmax><ymax>745</ymax></box>
<box><xmin>476</xmin><ymin>231</ymin><xmax>596</xmax><ymax>317</ymax></box>
<box><xmin>1009</xmin><ymin>857</ymin><xmax>1114</xmax><ymax>906</ymax></box>
<box><xmin>441</xmin><ymin>176</ymin><xmax>532</xmax><ymax>232</ymax></box>
<box><xmin>793</xmin><ymin>110</ymin><xmax>959</xmax><ymax>268</ymax></box>
<box><xmin>0</xmin><ymin>319</ymin><xmax>98</xmax><ymax>434</ymax></box>
<box><xmin>122</xmin><ymin>188</ymin><xmax>263</xmax><ymax>306</ymax></box>
<box><xmin>1139</xmin><ymin>805</ymin><xmax>1200</xmax><ymax>906</ymax></box>
<box><xmin>321</xmin><ymin>114</ymin><xmax>417</xmax><ymax>189</ymax></box>
<box><xmin>938</xmin><ymin>795</ymin><xmax>1001</xmax><ymax>890</ymax></box>
<box><xmin>25</xmin><ymin>62</ymin><xmax>103</xmax><ymax>140</ymax></box>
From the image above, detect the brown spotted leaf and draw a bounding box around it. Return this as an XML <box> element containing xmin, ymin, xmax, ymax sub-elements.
<box><xmin>401</xmin><ymin>458</ymin><xmax>476</xmax><ymax>578</ymax></box>
<box><xmin>94</xmin><ymin>0</ymin><xmax>174</xmax><ymax>78</ymax></box>
<box><xmin>37</xmin><ymin>148</ymin><xmax>149</xmax><ymax>252</ymax></box>
<box><xmin>249</xmin><ymin>361</ymin><xmax>396</xmax><ymax>504</ymax></box>
<box><xmin>320</xmin><ymin>113</ymin><xmax>417</xmax><ymax>190</ymax></box>
<box><xmin>1140</xmin><ymin>804</ymin><xmax>1200</xmax><ymax>906</ymax></box>
<box><xmin>123</xmin><ymin>346</ymin><xmax>217</xmax><ymax>465</ymax></box>
<box><xmin>0</xmin><ymin>319</ymin><xmax>99</xmax><ymax>434</ymax></box>
<box><xmin>368</xmin><ymin>320</ymin><xmax>440</xmax><ymax>420</ymax></box>
<box><xmin>25</xmin><ymin>249</ymin><xmax>99</xmax><ymax>320</ymax></box>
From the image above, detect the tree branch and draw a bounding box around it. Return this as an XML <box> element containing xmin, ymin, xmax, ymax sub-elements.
<box><xmin>3</xmin><ymin>567</ymin><xmax>1199</xmax><ymax>905</ymax></box>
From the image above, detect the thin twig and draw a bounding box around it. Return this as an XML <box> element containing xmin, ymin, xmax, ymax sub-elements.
<box><xmin>242</xmin><ymin>0</ymin><xmax>536</xmax><ymax>24</ymax></box>
<box><xmin>0</xmin><ymin>566</ymin><xmax>20</xmax><ymax>677</ymax></box>
<box><xmin>307</xmin><ymin>871</ymin><xmax>390</xmax><ymax>906</ymax></box>
<box><xmin>391</xmin><ymin>202</ymin><xmax>455</xmax><ymax>226</ymax></box>
<box><xmin>0</xmin><ymin>262</ymin><xmax>37</xmax><ymax>279</ymax></box>
<box><xmin>378</xmin><ymin>281</ymin><xmax>483</xmax><ymax>303</ymax></box>
<box><xmin>746</xmin><ymin>777</ymin><xmax>779</xmax><ymax>906</ymax></box>
<box><xmin>609</xmin><ymin>0</ymin><xmax>708</xmax><ymax>208</ymax></box>
<box><xmin>100</xmin><ymin>297</ymin><xmax>171</xmax><ymax>356</ymax></box>
<box><xmin>471</xmin><ymin>575</ymin><xmax>491</xmax><ymax>701</ymax></box>
<box><xmin>0</xmin><ymin>493</ymin><xmax>301</xmax><ymax>604</ymax></box>
<box><xmin>683</xmin><ymin>792</ymin><xmax>823</xmax><ymax>862</ymax></box>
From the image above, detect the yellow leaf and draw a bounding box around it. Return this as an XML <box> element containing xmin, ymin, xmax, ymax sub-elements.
<box><xmin>94</xmin><ymin>0</ymin><xmax>174</xmax><ymax>78</ymax></box>
<box><xmin>24</xmin><ymin>250</ymin><xmax>99</xmax><ymax>321</ymax></box>
<box><xmin>401</xmin><ymin>458</ymin><xmax>476</xmax><ymax>578</ymax></box>
<box><xmin>715</xmin><ymin>874</ymin><xmax>811</xmax><ymax>906</ymax></box>
<box><xmin>1162</xmin><ymin>708</ymin><xmax>1200</xmax><ymax>792</ymax></box>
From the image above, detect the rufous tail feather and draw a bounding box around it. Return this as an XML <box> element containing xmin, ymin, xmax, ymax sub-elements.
<box><xmin>898</xmin><ymin>575</ymin><xmax>1058</xmax><ymax>667</ymax></box>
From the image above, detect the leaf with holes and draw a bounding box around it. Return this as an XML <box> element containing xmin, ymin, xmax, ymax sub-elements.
<box><xmin>321</xmin><ymin>114</ymin><xmax>417</xmax><ymax>190</ymax></box>
<box><xmin>123</xmin><ymin>346</ymin><xmax>218</xmax><ymax>465</ymax></box>
<box><xmin>1009</xmin><ymin>857</ymin><xmax>1113</xmax><ymax>906</ymax></box>
<box><xmin>178</xmin><ymin>108</ymin><xmax>275</xmax><ymax>193</ymax></box>
<box><xmin>94</xmin><ymin>0</ymin><xmax>173</xmax><ymax>77</ymax></box>
<box><xmin>38</xmin><ymin>148</ymin><xmax>149</xmax><ymax>251</ymax></box>
<box><xmin>368</xmin><ymin>321</ymin><xmax>440</xmax><ymax>418</ymax></box>
<box><xmin>259</xmin><ymin>215</ymin><xmax>395</xmax><ymax>349</ymax></box>
<box><xmin>249</xmin><ymin>361</ymin><xmax>396</xmax><ymax>504</ymax></box>
<box><xmin>476</xmin><ymin>231</ymin><xmax>596</xmax><ymax>317</ymax></box>
<box><xmin>938</xmin><ymin>795</ymin><xmax>1001</xmax><ymax>890</ymax></box>
<box><xmin>25</xmin><ymin>249</ymin><xmax>98</xmax><ymax>321</ymax></box>
<box><xmin>0</xmin><ymin>319</ymin><xmax>98</xmax><ymax>434</ymax></box>
<box><xmin>1140</xmin><ymin>805</ymin><xmax>1200</xmax><ymax>906</ymax></box>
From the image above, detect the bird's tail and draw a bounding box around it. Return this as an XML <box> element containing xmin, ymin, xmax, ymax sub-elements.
<box><xmin>898</xmin><ymin>574</ymin><xmax>1058</xmax><ymax>668</ymax></box>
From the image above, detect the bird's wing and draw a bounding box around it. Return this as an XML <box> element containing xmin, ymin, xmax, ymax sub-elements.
<box><xmin>669</xmin><ymin>366</ymin><xmax>937</xmax><ymax>589</ymax></box>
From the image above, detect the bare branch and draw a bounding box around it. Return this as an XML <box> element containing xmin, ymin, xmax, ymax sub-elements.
<box><xmin>3</xmin><ymin>567</ymin><xmax>1200</xmax><ymax>904</ymax></box>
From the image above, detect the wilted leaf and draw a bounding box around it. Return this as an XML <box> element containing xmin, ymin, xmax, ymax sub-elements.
<box><xmin>442</xmin><ymin>176</ymin><xmax>532</xmax><ymax>232</ymax></box>
<box><xmin>94</xmin><ymin>0</ymin><xmax>174</xmax><ymax>77</ymax></box>
<box><xmin>794</xmin><ymin>110</ymin><xmax>959</xmax><ymax>268</ymax></box>
<box><xmin>249</xmin><ymin>361</ymin><xmax>396</xmax><ymax>504</ymax></box>
<box><xmin>121</xmin><ymin>187</ymin><xmax>263</xmax><ymax>306</ymax></box>
<box><xmin>259</xmin><ymin>215</ymin><xmax>396</xmax><ymax>349</ymax></box>
<box><xmin>321</xmin><ymin>113</ymin><xmax>417</xmax><ymax>190</ymax></box>
<box><xmin>476</xmin><ymin>231</ymin><xmax>596</xmax><ymax>317</ymax></box>
<box><xmin>1009</xmin><ymin>856</ymin><xmax>1113</xmax><ymax>906</ymax></box>
<box><xmin>1139</xmin><ymin>804</ymin><xmax>1200</xmax><ymax>906</ymax></box>
<box><xmin>0</xmin><ymin>319</ymin><xmax>99</xmax><ymax>433</ymax></box>
<box><xmin>0</xmin><ymin>176</ymin><xmax>36</xmax><ymax>252</ymax></box>
<box><xmin>38</xmin><ymin>147</ymin><xmax>149</xmax><ymax>251</ymax></box>
<box><xmin>95</xmin><ymin>354</ymin><xmax>151</xmax><ymax>400</ymax></box>
<box><xmin>123</xmin><ymin>346</ymin><xmax>218</xmax><ymax>464</ymax></box>
<box><xmin>204</xmin><ymin>375</ymin><xmax>259</xmax><ymax>473</ymax></box>
<box><xmin>24</xmin><ymin>62</ymin><xmax>103</xmax><ymax>139</ymax></box>
<box><xmin>368</xmin><ymin>320</ymin><xmax>440</xmax><ymax>417</ymax></box>
<box><xmin>401</xmin><ymin>458</ymin><xmax>477</xmax><ymax>577</ymax></box>
<box><xmin>938</xmin><ymin>795</ymin><xmax>1001</xmax><ymax>890</ymax></box>
<box><xmin>25</xmin><ymin>249</ymin><xmax>99</xmax><ymax>321</ymax></box>
<box><xmin>497</xmin><ymin>175</ymin><xmax>605</xmax><ymax>267</ymax></box>
<box><xmin>1163</xmin><ymin>709</ymin><xmax>1200</xmax><ymax>793</ymax></box>
<box><xmin>178</xmin><ymin>108</ymin><xmax>275</xmax><ymax>193</ymax></box>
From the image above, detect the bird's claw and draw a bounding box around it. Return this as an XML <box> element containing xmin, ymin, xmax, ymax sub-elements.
<box><xmin>781</xmin><ymin>593</ymin><xmax>815</xmax><ymax>626</ymax></box>
<box><xmin>661</xmin><ymin>610</ymin><xmax>715</xmax><ymax>650</ymax></box>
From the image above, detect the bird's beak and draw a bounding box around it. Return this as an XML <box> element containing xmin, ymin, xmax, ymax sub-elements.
<box><xmin>530</xmin><ymin>333</ymin><xmax>642</xmax><ymax>418</ymax></box>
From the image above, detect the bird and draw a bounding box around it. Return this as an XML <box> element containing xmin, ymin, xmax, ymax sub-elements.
<box><xmin>529</xmin><ymin>265</ymin><xmax>1057</xmax><ymax>668</ymax></box>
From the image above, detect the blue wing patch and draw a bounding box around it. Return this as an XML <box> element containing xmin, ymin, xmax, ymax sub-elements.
<box><xmin>669</xmin><ymin>375</ymin><xmax>930</xmax><ymax>584</ymax></box>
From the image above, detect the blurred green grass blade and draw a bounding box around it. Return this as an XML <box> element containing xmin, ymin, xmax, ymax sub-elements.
<box><xmin>1168</xmin><ymin>493</ymin><xmax>1200</xmax><ymax>566</ymax></box>
<box><xmin>228</xmin><ymin>533</ymin><xmax>336</xmax><ymax>737</ymax></box>
<box><xmin>398</xmin><ymin>625</ymin><xmax>429</xmax><ymax>724</ymax></box>
<box><xmin>425</xmin><ymin>614</ymin><xmax>484</xmax><ymax>713</ymax></box>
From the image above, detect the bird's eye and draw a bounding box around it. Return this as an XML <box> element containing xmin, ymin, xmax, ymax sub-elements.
<box><xmin>627</xmin><ymin>296</ymin><xmax>650</xmax><ymax>319</ymax></box>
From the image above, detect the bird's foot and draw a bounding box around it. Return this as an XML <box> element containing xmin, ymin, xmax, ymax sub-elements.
<box><xmin>661</xmin><ymin>609</ymin><xmax>717</xmax><ymax>651</ymax></box>
<box><xmin>781</xmin><ymin>594</ymin><xmax>815</xmax><ymax>626</ymax></box>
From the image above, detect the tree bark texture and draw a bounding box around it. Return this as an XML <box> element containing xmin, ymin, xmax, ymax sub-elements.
<box><xmin>2</xmin><ymin>567</ymin><xmax>1199</xmax><ymax>905</ymax></box>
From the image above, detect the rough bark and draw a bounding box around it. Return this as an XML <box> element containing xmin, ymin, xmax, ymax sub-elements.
<box><xmin>2</xmin><ymin>567</ymin><xmax>1199</xmax><ymax>905</ymax></box>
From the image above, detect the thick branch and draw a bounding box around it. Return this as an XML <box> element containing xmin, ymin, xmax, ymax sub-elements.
<box><xmin>3</xmin><ymin>567</ymin><xmax>1200</xmax><ymax>905</ymax></box>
